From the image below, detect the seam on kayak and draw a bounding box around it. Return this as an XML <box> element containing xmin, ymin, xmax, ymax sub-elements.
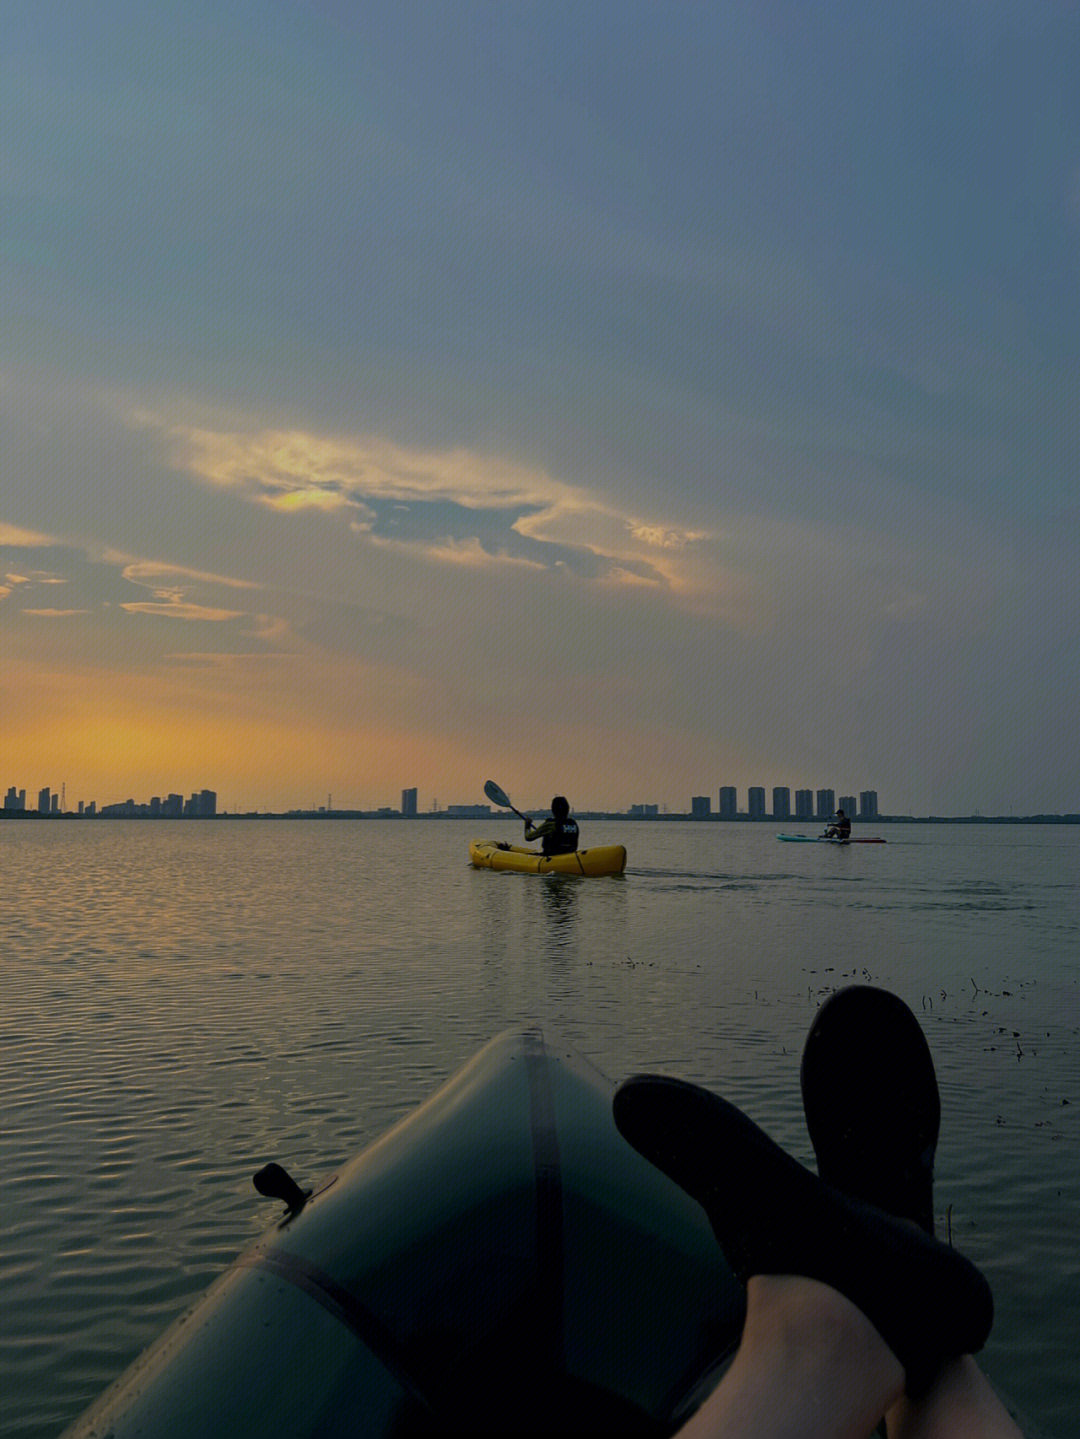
<box><xmin>242</xmin><ymin>1247</ymin><xmax>440</xmax><ymax>1415</ymax></box>
<box><xmin>522</xmin><ymin>1029</ymin><xmax>566</xmax><ymax>1372</ymax></box>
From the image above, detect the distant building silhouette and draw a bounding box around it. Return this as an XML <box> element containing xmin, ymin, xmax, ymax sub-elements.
<box><xmin>182</xmin><ymin>790</ymin><xmax>217</xmax><ymax>817</ymax></box>
<box><xmin>0</xmin><ymin>772</ymin><xmax>887</xmax><ymax>823</ymax></box>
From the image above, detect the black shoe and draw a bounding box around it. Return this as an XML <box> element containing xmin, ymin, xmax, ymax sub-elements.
<box><xmin>612</xmin><ymin>1074</ymin><xmax>991</xmax><ymax>1397</ymax></box>
<box><xmin>801</xmin><ymin>986</ymin><xmax>939</xmax><ymax>1234</ymax></box>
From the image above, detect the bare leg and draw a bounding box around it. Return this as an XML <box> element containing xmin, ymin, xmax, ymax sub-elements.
<box><xmin>675</xmin><ymin>1274</ymin><xmax>903</xmax><ymax>1439</ymax></box>
<box><xmin>674</xmin><ymin>1281</ymin><xmax>1022</xmax><ymax>1439</ymax></box>
<box><xmin>886</xmin><ymin>1356</ymin><xmax>1024</xmax><ymax>1438</ymax></box>
<box><xmin>613</xmin><ymin>1074</ymin><xmax>993</xmax><ymax>1400</ymax></box>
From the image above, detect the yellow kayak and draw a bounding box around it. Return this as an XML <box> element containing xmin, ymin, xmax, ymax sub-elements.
<box><xmin>469</xmin><ymin>838</ymin><xmax>627</xmax><ymax>877</ymax></box>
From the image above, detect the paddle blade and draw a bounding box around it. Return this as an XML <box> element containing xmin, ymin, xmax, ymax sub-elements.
<box><xmin>483</xmin><ymin>779</ymin><xmax>513</xmax><ymax>809</ymax></box>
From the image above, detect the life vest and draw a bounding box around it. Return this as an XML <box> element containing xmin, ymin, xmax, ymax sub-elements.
<box><xmin>543</xmin><ymin>817</ymin><xmax>580</xmax><ymax>856</ymax></box>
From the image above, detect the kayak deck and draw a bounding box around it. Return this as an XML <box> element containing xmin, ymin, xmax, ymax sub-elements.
<box><xmin>64</xmin><ymin>1029</ymin><xmax>742</xmax><ymax>1437</ymax></box>
<box><xmin>469</xmin><ymin>838</ymin><xmax>627</xmax><ymax>876</ymax></box>
<box><xmin>777</xmin><ymin>834</ymin><xmax>886</xmax><ymax>844</ymax></box>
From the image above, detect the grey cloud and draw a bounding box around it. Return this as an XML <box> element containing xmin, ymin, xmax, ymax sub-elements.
<box><xmin>0</xmin><ymin>540</ymin><xmax>268</xmax><ymax>654</ymax></box>
<box><xmin>1</xmin><ymin>544</ymin><xmax>134</xmax><ymax>612</ymax></box>
<box><xmin>362</xmin><ymin>497</ymin><xmax>663</xmax><ymax>582</ymax></box>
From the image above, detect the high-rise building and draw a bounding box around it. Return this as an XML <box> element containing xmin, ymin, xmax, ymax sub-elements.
<box><xmin>200</xmin><ymin>789</ymin><xmax>217</xmax><ymax>817</ymax></box>
<box><xmin>401</xmin><ymin>787</ymin><xmax>418</xmax><ymax>817</ymax></box>
<box><xmin>795</xmin><ymin>789</ymin><xmax>814</xmax><ymax>819</ymax></box>
<box><xmin>718</xmin><ymin>786</ymin><xmax>738</xmax><ymax>818</ymax></box>
<box><xmin>38</xmin><ymin>787</ymin><xmax>50</xmax><ymax>815</ymax></box>
<box><xmin>772</xmin><ymin>787</ymin><xmax>791</xmax><ymax>820</ymax></box>
<box><xmin>691</xmin><ymin>795</ymin><xmax>711</xmax><ymax>818</ymax></box>
<box><xmin>859</xmin><ymin>790</ymin><xmax>879</xmax><ymax>819</ymax></box>
<box><xmin>816</xmin><ymin>788</ymin><xmax>836</xmax><ymax>819</ymax></box>
<box><xmin>838</xmin><ymin>795</ymin><xmax>857</xmax><ymax>818</ymax></box>
<box><xmin>748</xmin><ymin>786</ymin><xmax>766</xmax><ymax>818</ymax></box>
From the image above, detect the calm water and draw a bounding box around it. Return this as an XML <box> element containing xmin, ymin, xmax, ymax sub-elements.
<box><xmin>1</xmin><ymin>819</ymin><xmax>1076</xmax><ymax>1436</ymax></box>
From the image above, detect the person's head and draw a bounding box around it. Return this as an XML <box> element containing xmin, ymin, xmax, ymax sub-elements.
<box><xmin>836</xmin><ymin>807</ymin><xmax>846</xmax><ymax>817</ymax></box>
<box><xmin>551</xmin><ymin>795</ymin><xmax>570</xmax><ymax>819</ymax></box>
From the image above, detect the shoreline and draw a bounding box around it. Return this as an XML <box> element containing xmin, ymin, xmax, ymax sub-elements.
<box><xmin>3</xmin><ymin>811</ymin><xmax>1078</xmax><ymax>825</ymax></box>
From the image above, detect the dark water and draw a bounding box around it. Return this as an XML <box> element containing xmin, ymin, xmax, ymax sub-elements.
<box><xmin>1</xmin><ymin>819</ymin><xmax>1076</xmax><ymax>1436</ymax></box>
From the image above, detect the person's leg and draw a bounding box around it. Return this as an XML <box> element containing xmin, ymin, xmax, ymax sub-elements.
<box><xmin>886</xmin><ymin>1356</ymin><xmax>1023</xmax><ymax>1438</ymax></box>
<box><xmin>801</xmin><ymin>986</ymin><xmax>939</xmax><ymax>1235</ymax></box>
<box><xmin>800</xmin><ymin>987</ymin><xmax>1023</xmax><ymax>1437</ymax></box>
<box><xmin>612</xmin><ymin>1076</ymin><xmax>992</xmax><ymax>1400</ymax></box>
<box><xmin>674</xmin><ymin>1274</ymin><xmax>903</xmax><ymax>1439</ymax></box>
<box><xmin>673</xmin><ymin>1286</ymin><xmax>1022</xmax><ymax>1439</ymax></box>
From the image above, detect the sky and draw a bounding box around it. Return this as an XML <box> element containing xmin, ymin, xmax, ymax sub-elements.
<box><xmin>3</xmin><ymin>1</ymin><xmax>1079</xmax><ymax>816</ymax></box>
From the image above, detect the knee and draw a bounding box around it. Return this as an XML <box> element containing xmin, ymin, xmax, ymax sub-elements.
<box><xmin>745</xmin><ymin>1274</ymin><xmax>896</xmax><ymax>1375</ymax></box>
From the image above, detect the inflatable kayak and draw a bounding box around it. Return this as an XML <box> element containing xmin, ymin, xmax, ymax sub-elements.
<box><xmin>469</xmin><ymin>839</ymin><xmax>628</xmax><ymax>877</ymax></box>
<box><xmin>777</xmin><ymin>834</ymin><xmax>886</xmax><ymax>845</ymax></box>
<box><xmin>64</xmin><ymin>1030</ymin><xmax>743</xmax><ymax>1437</ymax></box>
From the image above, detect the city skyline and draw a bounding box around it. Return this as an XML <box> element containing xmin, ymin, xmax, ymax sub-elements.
<box><xmin>3</xmin><ymin>782</ymin><xmax>218</xmax><ymax>818</ymax></box>
<box><xmin>4</xmin><ymin>7</ymin><xmax>1079</xmax><ymax>816</ymax></box>
<box><xmin>11</xmin><ymin>776</ymin><xmax>881</xmax><ymax>818</ymax></box>
<box><xmin>7</xmin><ymin>773</ymin><xmax>1075</xmax><ymax>820</ymax></box>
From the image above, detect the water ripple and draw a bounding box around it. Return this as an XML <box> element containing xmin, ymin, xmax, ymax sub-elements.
<box><xmin>0</xmin><ymin>819</ymin><xmax>1076</xmax><ymax>1437</ymax></box>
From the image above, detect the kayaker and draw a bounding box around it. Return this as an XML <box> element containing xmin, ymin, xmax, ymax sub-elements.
<box><xmin>616</xmin><ymin>986</ymin><xmax>1020</xmax><ymax>1439</ymax></box>
<box><xmin>524</xmin><ymin>796</ymin><xmax>580</xmax><ymax>856</ymax></box>
<box><xmin>824</xmin><ymin>807</ymin><xmax>851</xmax><ymax>840</ymax></box>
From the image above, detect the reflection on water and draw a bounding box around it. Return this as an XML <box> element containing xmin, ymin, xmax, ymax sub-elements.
<box><xmin>538</xmin><ymin>875</ymin><xmax>579</xmax><ymax>936</ymax></box>
<box><xmin>0</xmin><ymin>819</ymin><xmax>1076</xmax><ymax>1437</ymax></box>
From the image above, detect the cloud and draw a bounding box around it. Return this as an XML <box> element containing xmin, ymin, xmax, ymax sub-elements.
<box><xmin>629</xmin><ymin>523</ymin><xmax>712</xmax><ymax>550</ymax></box>
<box><xmin>120</xmin><ymin>600</ymin><xmax>247</xmax><ymax>622</ymax></box>
<box><xmin>151</xmin><ymin>417</ymin><xmax>717</xmax><ymax>590</ymax></box>
<box><xmin>0</xmin><ymin>532</ymin><xmax>274</xmax><ymax>660</ymax></box>
<box><xmin>23</xmin><ymin>608</ymin><xmax>90</xmax><ymax>618</ymax></box>
<box><xmin>118</xmin><ymin>559</ymin><xmax>258</xmax><ymax>591</ymax></box>
<box><xmin>0</xmin><ymin>524</ymin><xmax>57</xmax><ymax>547</ymax></box>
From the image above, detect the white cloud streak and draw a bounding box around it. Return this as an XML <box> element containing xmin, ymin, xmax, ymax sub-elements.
<box><xmin>148</xmin><ymin>416</ymin><xmax>718</xmax><ymax>592</ymax></box>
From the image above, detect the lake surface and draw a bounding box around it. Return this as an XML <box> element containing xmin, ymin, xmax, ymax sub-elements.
<box><xmin>1</xmin><ymin>818</ymin><xmax>1076</xmax><ymax>1436</ymax></box>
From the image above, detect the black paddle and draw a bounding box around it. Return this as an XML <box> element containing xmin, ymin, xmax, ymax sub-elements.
<box><xmin>483</xmin><ymin>779</ymin><xmax>532</xmax><ymax>826</ymax></box>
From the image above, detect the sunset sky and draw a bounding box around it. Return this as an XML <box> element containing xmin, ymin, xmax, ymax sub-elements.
<box><xmin>4</xmin><ymin>2</ymin><xmax>1078</xmax><ymax>815</ymax></box>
